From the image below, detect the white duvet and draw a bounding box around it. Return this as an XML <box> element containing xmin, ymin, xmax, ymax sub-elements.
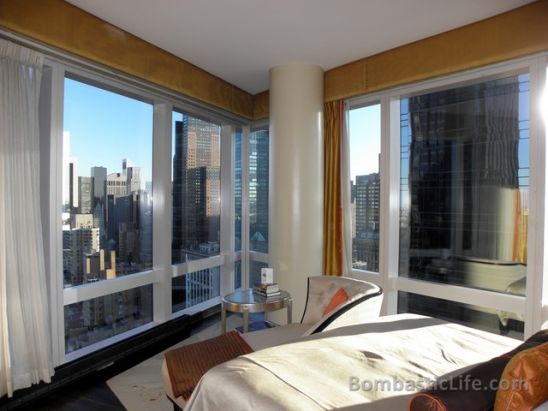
<box><xmin>184</xmin><ymin>314</ymin><xmax>520</xmax><ymax>411</ymax></box>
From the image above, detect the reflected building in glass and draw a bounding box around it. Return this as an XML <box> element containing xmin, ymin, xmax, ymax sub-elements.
<box><xmin>399</xmin><ymin>74</ymin><xmax>529</xmax><ymax>336</ymax></box>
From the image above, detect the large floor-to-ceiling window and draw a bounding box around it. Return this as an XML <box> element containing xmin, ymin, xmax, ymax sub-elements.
<box><xmin>171</xmin><ymin>112</ymin><xmax>222</xmax><ymax>312</ymax></box>
<box><xmin>248</xmin><ymin>127</ymin><xmax>269</xmax><ymax>286</ymax></box>
<box><xmin>62</xmin><ymin>77</ymin><xmax>154</xmax><ymax>354</ymax></box>
<box><xmin>349</xmin><ymin>104</ymin><xmax>381</xmax><ymax>273</ymax></box>
<box><xmin>232</xmin><ymin>125</ymin><xmax>270</xmax><ymax>289</ymax></box>
<box><xmin>38</xmin><ymin>54</ymin><xmax>267</xmax><ymax>364</ymax></box>
<box><xmin>347</xmin><ymin>57</ymin><xmax>548</xmax><ymax>340</ymax></box>
<box><xmin>398</xmin><ymin>74</ymin><xmax>529</xmax><ymax>337</ymax></box>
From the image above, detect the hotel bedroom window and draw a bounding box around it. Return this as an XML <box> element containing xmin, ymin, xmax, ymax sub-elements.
<box><xmin>346</xmin><ymin>60</ymin><xmax>547</xmax><ymax>340</ymax></box>
<box><xmin>349</xmin><ymin>104</ymin><xmax>381</xmax><ymax>273</ymax></box>
<box><xmin>62</xmin><ymin>77</ymin><xmax>154</xmax><ymax>353</ymax></box>
<box><xmin>171</xmin><ymin>111</ymin><xmax>221</xmax><ymax>312</ymax></box>
<box><xmin>398</xmin><ymin>73</ymin><xmax>530</xmax><ymax>338</ymax></box>
<box><xmin>248</xmin><ymin>128</ymin><xmax>269</xmax><ymax>286</ymax></box>
<box><xmin>46</xmin><ymin>58</ymin><xmax>254</xmax><ymax>362</ymax></box>
<box><xmin>233</xmin><ymin>125</ymin><xmax>270</xmax><ymax>289</ymax></box>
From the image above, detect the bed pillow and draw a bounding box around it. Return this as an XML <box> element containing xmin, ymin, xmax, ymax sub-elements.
<box><xmin>409</xmin><ymin>355</ymin><xmax>510</xmax><ymax>411</ymax></box>
<box><xmin>322</xmin><ymin>287</ymin><xmax>349</xmax><ymax>316</ymax></box>
<box><xmin>409</xmin><ymin>329</ymin><xmax>548</xmax><ymax>411</ymax></box>
<box><xmin>494</xmin><ymin>342</ymin><xmax>548</xmax><ymax>411</ymax></box>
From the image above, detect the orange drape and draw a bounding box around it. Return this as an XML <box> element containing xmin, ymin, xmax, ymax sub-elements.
<box><xmin>323</xmin><ymin>100</ymin><xmax>344</xmax><ymax>276</ymax></box>
<box><xmin>513</xmin><ymin>189</ymin><xmax>527</xmax><ymax>264</ymax></box>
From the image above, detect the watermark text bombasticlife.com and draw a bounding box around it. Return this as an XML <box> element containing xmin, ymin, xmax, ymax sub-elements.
<box><xmin>349</xmin><ymin>376</ymin><xmax>528</xmax><ymax>392</ymax></box>
<box><xmin>349</xmin><ymin>377</ymin><xmax>432</xmax><ymax>392</ymax></box>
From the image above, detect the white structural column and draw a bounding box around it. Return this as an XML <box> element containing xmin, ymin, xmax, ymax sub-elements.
<box><xmin>269</xmin><ymin>64</ymin><xmax>324</xmax><ymax>323</ymax></box>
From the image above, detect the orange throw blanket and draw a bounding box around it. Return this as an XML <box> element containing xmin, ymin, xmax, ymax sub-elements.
<box><xmin>165</xmin><ymin>331</ymin><xmax>254</xmax><ymax>400</ymax></box>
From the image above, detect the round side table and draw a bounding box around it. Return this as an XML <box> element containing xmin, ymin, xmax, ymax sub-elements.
<box><xmin>221</xmin><ymin>289</ymin><xmax>292</xmax><ymax>333</ymax></box>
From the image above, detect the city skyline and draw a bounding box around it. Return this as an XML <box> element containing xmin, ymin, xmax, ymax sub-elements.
<box><xmin>64</xmin><ymin>78</ymin><xmax>153</xmax><ymax>184</ymax></box>
<box><xmin>349</xmin><ymin>104</ymin><xmax>381</xmax><ymax>272</ymax></box>
<box><xmin>65</xmin><ymin>76</ymin><xmax>379</xmax><ymax>186</ymax></box>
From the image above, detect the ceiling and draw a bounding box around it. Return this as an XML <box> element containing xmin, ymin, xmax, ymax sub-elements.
<box><xmin>66</xmin><ymin>0</ymin><xmax>534</xmax><ymax>95</ymax></box>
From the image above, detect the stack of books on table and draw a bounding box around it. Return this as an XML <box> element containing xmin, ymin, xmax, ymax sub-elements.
<box><xmin>253</xmin><ymin>283</ymin><xmax>280</xmax><ymax>298</ymax></box>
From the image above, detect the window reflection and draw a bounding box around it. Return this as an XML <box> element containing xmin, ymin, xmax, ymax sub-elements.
<box><xmin>399</xmin><ymin>74</ymin><xmax>529</xmax><ymax>301</ymax></box>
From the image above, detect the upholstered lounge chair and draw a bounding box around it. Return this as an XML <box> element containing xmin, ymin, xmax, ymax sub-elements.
<box><xmin>241</xmin><ymin>275</ymin><xmax>383</xmax><ymax>350</ymax></box>
<box><xmin>162</xmin><ymin>276</ymin><xmax>383</xmax><ymax>410</ymax></box>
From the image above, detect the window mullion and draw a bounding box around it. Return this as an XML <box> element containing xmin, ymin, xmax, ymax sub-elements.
<box><xmin>43</xmin><ymin>60</ymin><xmax>66</xmax><ymax>366</ymax></box>
<box><xmin>380</xmin><ymin>95</ymin><xmax>400</xmax><ymax>315</ymax></box>
<box><xmin>152</xmin><ymin>102</ymin><xmax>173</xmax><ymax>324</ymax></box>
<box><xmin>525</xmin><ymin>58</ymin><xmax>548</xmax><ymax>337</ymax></box>
<box><xmin>220</xmin><ymin>124</ymin><xmax>235</xmax><ymax>296</ymax></box>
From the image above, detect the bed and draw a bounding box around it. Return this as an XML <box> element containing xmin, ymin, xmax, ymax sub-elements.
<box><xmin>183</xmin><ymin>314</ymin><xmax>522</xmax><ymax>411</ymax></box>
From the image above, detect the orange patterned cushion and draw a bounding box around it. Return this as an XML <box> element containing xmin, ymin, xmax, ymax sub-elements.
<box><xmin>165</xmin><ymin>331</ymin><xmax>253</xmax><ymax>400</ymax></box>
<box><xmin>494</xmin><ymin>342</ymin><xmax>548</xmax><ymax>411</ymax></box>
<box><xmin>323</xmin><ymin>287</ymin><xmax>349</xmax><ymax>316</ymax></box>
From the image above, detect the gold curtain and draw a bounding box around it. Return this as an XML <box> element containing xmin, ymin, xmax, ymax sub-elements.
<box><xmin>323</xmin><ymin>100</ymin><xmax>344</xmax><ymax>276</ymax></box>
<box><xmin>513</xmin><ymin>189</ymin><xmax>527</xmax><ymax>264</ymax></box>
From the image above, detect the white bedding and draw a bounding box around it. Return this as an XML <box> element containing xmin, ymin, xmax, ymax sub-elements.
<box><xmin>184</xmin><ymin>314</ymin><xmax>520</xmax><ymax>411</ymax></box>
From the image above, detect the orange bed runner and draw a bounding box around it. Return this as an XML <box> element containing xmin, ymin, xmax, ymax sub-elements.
<box><xmin>165</xmin><ymin>331</ymin><xmax>254</xmax><ymax>400</ymax></box>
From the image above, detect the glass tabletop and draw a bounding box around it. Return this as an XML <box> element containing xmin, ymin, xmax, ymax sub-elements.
<box><xmin>223</xmin><ymin>289</ymin><xmax>290</xmax><ymax>305</ymax></box>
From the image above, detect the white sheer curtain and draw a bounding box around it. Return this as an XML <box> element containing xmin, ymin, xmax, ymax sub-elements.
<box><xmin>0</xmin><ymin>39</ymin><xmax>53</xmax><ymax>397</ymax></box>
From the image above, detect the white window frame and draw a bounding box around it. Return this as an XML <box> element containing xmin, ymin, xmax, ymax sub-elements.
<box><xmin>347</xmin><ymin>54</ymin><xmax>548</xmax><ymax>338</ymax></box>
<box><xmin>32</xmin><ymin>39</ymin><xmax>251</xmax><ymax>363</ymax></box>
<box><xmin>345</xmin><ymin>98</ymin><xmax>383</xmax><ymax>280</ymax></box>
<box><xmin>169</xmin><ymin>110</ymin><xmax>237</xmax><ymax>319</ymax></box>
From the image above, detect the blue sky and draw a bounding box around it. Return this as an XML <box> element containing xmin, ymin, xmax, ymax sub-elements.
<box><xmin>63</xmin><ymin>78</ymin><xmax>153</xmax><ymax>183</ymax></box>
<box><xmin>348</xmin><ymin>104</ymin><xmax>381</xmax><ymax>181</ymax></box>
<box><xmin>64</xmin><ymin>74</ymin><xmax>380</xmax><ymax>188</ymax></box>
<box><xmin>66</xmin><ymin>78</ymin><xmax>536</xmax><ymax>189</ymax></box>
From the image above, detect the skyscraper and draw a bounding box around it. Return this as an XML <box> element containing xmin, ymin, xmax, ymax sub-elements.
<box><xmin>355</xmin><ymin>174</ymin><xmax>380</xmax><ymax>235</ymax></box>
<box><xmin>62</xmin><ymin>131</ymin><xmax>80</xmax><ymax>212</ymax></box>
<box><xmin>107</xmin><ymin>172</ymin><xmax>127</xmax><ymax>197</ymax></box>
<box><xmin>64</xmin><ymin>227</ymin><xmax>100</xmax><ymax>286</ymax></box>
<box><xmin>71</xmin><ymin>213</ymin><xmax>93</xmax><ymax>229</ymax></box>
<box><xmin>402</xmin><ymin>77</ymin><xmax>524</xmax><ymax>279</ymax></box>
<box><xmin>172</xmin><ymin>116</ymin><xmax>220</xmax><ymax>262</ymax></box>
<box><xmin>91</xmin><ymin>166</ymin><xmax>107</xmax><ymax>206</ymax></box>
<box><xmin>138</xmin><ymin>191</ymin><xmax>153</xmax><ymax>266</ymax></box>
<box><xmin>172</xmin><ymin>115</ymin><xmax>221</xmax><ymax>307</ymax></box>
<box><xmin>353</xmin><ymin>173</ymin><xmax>380</xmax><ymax>271</ymax></box>
<box><xmin>124</xmin><ymin>159</ymin><xmax>141</xmax><ymax>194</ymax></box>
<box><xmin>78</xmin><ymin>176</ymin><xmax>93</xmax><ymax>214</ymax></box>
<box><xmin>68</xmin><ymin>159</ymin><xmax>79</xmax><ymax>211</ymax></box>
<box><xmin>249</xmin><ymin>130</ymin><xmax>269</xmax><ymax>253</ymax></box>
